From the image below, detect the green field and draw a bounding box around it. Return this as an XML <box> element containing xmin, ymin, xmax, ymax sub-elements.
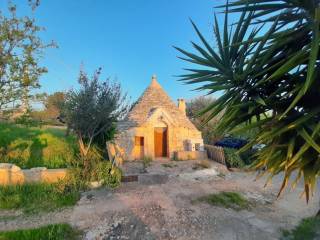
<box><xmin>0</xmin><ymin>223</ymin><xmax>81</xmax><ymax>240</ymax></box>
<box><xmin>0</xmin><ymin>123</ymin><xmax>77</xmax><ymax>169</ymax></box>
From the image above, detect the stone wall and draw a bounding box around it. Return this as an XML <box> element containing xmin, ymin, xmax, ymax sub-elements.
<box><xmin>0</xmin><ymin>163</ymin><xmax>67</xmax><ymax>185</ymax></box>
<box><xmin>173</xmin><ymin>151</ymin><xmax>207</xmax><ymax>161</ymax></box>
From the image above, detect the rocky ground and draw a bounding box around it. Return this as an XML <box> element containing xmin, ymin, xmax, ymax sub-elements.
<box><xmin>1</xmin><ymin>160</ymin><xmax>319</xmax><ymax>240</ymax></box>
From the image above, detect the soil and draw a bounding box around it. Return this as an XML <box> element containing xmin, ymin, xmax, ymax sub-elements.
<box><xmin>1</xmin><ymin>159</ymin><xmax>319</xmax><ymax>240</ymax></box>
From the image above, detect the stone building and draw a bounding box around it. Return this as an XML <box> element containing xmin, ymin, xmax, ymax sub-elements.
<box><xmin>112</xmin><ymin>75</ymin><xmax>204</xmax><ymax>161</ymax></box>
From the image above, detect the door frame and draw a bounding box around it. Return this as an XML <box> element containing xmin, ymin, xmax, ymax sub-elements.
<box><xmin>154</xmin><ymin>127</ymin><xmax>169</xmax><ymax>158</ymax></box>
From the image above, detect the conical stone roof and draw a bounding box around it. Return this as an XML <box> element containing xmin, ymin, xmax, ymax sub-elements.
<box><xmin>118</xmin><ymin>76</ymin><xmax>198</xmax><ymax>131</ymax></box>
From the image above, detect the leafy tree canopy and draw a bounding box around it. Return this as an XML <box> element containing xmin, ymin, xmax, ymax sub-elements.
<box><xmin>0</xmin><ymin>0</ymin><xmax>55</xmax><ymax>111</ymax></box>
<box><xmin>63</xmin><ymin>68</ymin><xmax>129</xmax><ymax>157</ymax></box>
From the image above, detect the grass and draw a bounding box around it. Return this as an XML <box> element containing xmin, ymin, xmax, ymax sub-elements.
<box><xmin>0</xmin><ymin>183</ymin><xmax>80</xmax><ymax>214</ymax></box>
<box><xmin>192</xmin><ymin>160</ymin><xmax>211</xmax><ymax>170</ymax></box>
<box><xmin>162</xmin><ymin>163</ymin><xmax>177</xmax><ymax>168</ymax></box>
<box><xmin>0</xmin><ymin>223</ymin><xmax>81</xmax><ymax>240</ymax></box>
<box><xmin>0</xmin><ymin>123</ymin><xmax>77</xmax><ymax>168</ymax></box>
<box><xmin>281</xmin><ymin>216</ymin><xmax>320</xmax><ymax>240</ymax></box>
<box><xmin>194</xmin><ymin>191</ymin><xmax>251</xmax><ymax>211</ymax></box>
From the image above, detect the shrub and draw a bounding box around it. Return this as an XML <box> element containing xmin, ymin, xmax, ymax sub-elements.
<box><xmin>14</xmin><ymin>112</ymin><xmax>42</xmax><ymax>128</ymax></box>
<box><xmin>281</xmin><ymin>217</ymin><xmax>320</xmax><ymax>240</ymax></box>
<box><xmin>239</xmin><ymin>148</ymin><xmax>257</xmax><ymax>166</ymax></box>
<box><xmin>68</xmin><ymin>147</ymin><xmax>122</xmax><ymax>189</ymax></box>
<box><xmin>142</xmin><ymin>156</ymin><xmax>152</xmax><ymax>167</ymax></box>
<box><xmin>224</xmin><ymin>148</ymin><xmax>245</xmax><ymax>169</ymax></box>
<box><xmin>0</xmin><ymin>223</ymin><xmax>81</xmax><ymax>240</ymax></box>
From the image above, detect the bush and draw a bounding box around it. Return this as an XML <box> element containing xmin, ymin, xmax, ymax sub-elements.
<box><xmin>14</xmin><ymin>112</ymin><xmax>42</xmax><ymax>128</ymax></box>
<box><xmin>0</xmin><ymin>223</ymin><xmax>81</xmax><ymax>240</ymax></box>
<box><xmin>239</xmin><ymin>148</ymin><xmax>257</xmax><ymax>166</ymax></box>
<box><xmin>281</xmin><ymin>217</ymin><xmax>320</xmax><ymax>240</ymax></box>
<box><xmin>224</xmin><ymin>148</ymin><xmax>245</xmax><ymax>169</ymax></box>
<box><xmin>68</xmin><ymin>147</ymin><xmax>122</xmax><ymax>189</ymax></box>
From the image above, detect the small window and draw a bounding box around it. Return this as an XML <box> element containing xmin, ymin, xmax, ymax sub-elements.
<box><xmin>135</xmin><ymin>136</ymin><xmax>144</xmax><ymax>146</ymax></box>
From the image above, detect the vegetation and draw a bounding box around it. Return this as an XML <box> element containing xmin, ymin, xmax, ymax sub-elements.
<box><xmin>68</xmin><ymin>147</ymin><xmax>122</xmax><ymax>189</ymax></box>
<box><xmin>281</xmin><ymin>217</ymin><xmax>320</xmax><ymax>240</ymax></box>
<box><xmin>193</xmin><ymin>159</ymin><xmax>211</xmax><ymax>169</ymax></box>
<box><xmin>0</xmin><ymin>122</ymin><xmax>77</xmax><ymax>168</ymax></box>
<box><xmin>31</xmin><ymin>92</ymin><xmax>66</xmax><ymax>125</ymax></box>
<box><xmin>186</xmin><ymin>96</ymin><xmax>222</xmax><ymax>144</ymax></box>
<box><xmin>63</xmin><ymin>68</ymin><xmax>129</xmax><ymax>162</ymax></box>
<box><xmin>0</xmin><ymin>1</ymin><xmax>55</xmax><ymax>112</ymax></box>
<box><xmin>0</xmin><ymin>182</ymin><xmax>80</xmax><ymax>214</ymax></box>
<box><xmin>176</xmin><ymin>0</ymin><xmax>320</xmax><ymax>202</ymax></box>
<box><xmin>162</xmin><ymin>163</ymin><xmax>177</xmax><ymax>168</ymax></box>
<box><xmin>0</xmin><ymin>223</ymin><xmax>81</xmax><ymax>240</ymax></box>
<box><xmin>141</xmin><ymin>155</ymin><xmax>152</xmax><ymax>172</ymax></box>
<box><xmin>224</xmin><ymin>148</ymin><xmax>245</xmax><ymax>169</ymax></box>
<box><xmin>194</xmin><ymin>192</ymin><xmax>250</xmax><ymax>211</ymax></box>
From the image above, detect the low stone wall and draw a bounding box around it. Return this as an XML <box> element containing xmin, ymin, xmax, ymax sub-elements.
<box><xmin>0</xmin><ymin>163</ymin><xmax>68</xmax><ymax>185</ymax></box>
<box><xmin>174</xmin><ymin>151</ymin><xmax>207</xmax><ymax>161</ymax></box>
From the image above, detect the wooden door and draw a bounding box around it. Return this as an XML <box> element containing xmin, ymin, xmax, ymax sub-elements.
<box><xmin>154</xmin><ymin>127</ymin><xmax>168</xmax><ymax>157</ymax></box>
<box><xmin>134</xmin><ymin>136</ymin><xmax>144</xmax><ymax>160</ymax></box>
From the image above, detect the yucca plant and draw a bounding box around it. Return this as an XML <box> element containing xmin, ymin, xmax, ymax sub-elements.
<box><xmin>176</xmin><ymin>0</ymin><xmax>320</xmax><ymax>206</ymax></box>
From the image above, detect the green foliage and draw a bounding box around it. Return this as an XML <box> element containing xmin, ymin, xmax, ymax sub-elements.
<box><xmin>63</xmin><ymin>68</ymin><xmax>129</xmax><ymax>157</ymax></box>
<box><xmin>14</xmin><ymin>112</ymin><xmax>42</xmax><ymax>128</ymax></box>
<box><xmin>30</xmin><ymin>92</ymin><xmax>66</xmax><ymax>125</ymax></box>
<box><xmin>176</xmin><ymin>0</ymin><xmax>320</xmax><ymax>201</ymax></box>
<box><xmin>224</xmin><ymin>148</ymin><xmax>245</xmax><ymax>169</ymax></box>
<box><xmin>0</xmin><ymin>223</ymin><xmax>81</xmax><ymax>240</ymax></box>
<box><xmin>281</xmin><ymin>217</ymin><xmax>320</xmax><ymax>240</ymax></box>
<box><xmin>195</xmin><ymin>192</ymin><xmax>250</xmax><ymax>211</ymax></box>
<box><xmin>186</xmin><ymin>96</ymin><xmax>222</xmax><ymax>144</ymax></box>
<box><xmin>239</xmin><ymin>148</ymin><xmax>257</xmax><ymax>166</ymax></box>
<box><xmin>0</xmin><ymin>123</ymin><xmax>77</xmax><ymax>168</ymax></box>
<box><xmin>0</xmin><ymin>123</ymin><xmax>76</xmax><ymax>168</ymax></box>
<box><xmin>0</xmin><ymin>1</ymin><xmax>55</xmax><ymax>111</ymax></box>
<box><xmin>68</xmin><ymin>147</ymin><xmax>122</xmax><ymax>189</ymax></box>
<box><xmin>142</xmin><ymin>155</ymin><xmax>152</xmax><ymax>169</ymax></box>
<box><xmin>0</xmin><ymin>183</ymin><xmax>80</xmax><ymax>214</ymax></box>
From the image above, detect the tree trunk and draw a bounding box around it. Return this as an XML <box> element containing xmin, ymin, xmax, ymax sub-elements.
<box><xmin>317</xmin><ymin>209</ymin><xmax>320</xmax><ymax>217</ymax></box>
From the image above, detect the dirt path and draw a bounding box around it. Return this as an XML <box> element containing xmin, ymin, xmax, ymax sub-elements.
<box><xmin>1</xmin><ymin>160</ymin><xmax>319</xmax><ymax>240</ymax></box>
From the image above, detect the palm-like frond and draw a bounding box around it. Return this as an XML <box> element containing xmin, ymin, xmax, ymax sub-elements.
<box><xmin>176</xmin><ymin>0</ymin><xmax>320</xmax><ymax>202</ymax></box>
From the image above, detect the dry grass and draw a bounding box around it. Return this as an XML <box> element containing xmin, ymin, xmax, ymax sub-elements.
<box><xmin>193</xmin><ymin>159</ymin><xmax>211</xmax><ymax>170</ymax></box>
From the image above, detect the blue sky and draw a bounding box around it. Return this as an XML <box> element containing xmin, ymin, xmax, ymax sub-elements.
<box><xmin>1</xmin><ymin>0</ymin><xmax>232</xmax><ymax>103</ymax></box>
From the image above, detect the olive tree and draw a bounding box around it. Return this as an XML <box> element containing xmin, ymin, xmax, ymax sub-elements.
<box><xmin>63</xmin><ymin>68</ymin><xmax>129</xmax><ymax>163</ymax></box>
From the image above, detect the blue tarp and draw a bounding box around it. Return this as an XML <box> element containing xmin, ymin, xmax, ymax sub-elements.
<box><xmin>214</xmin><ymin>137</ymin><xmax>247</xmax><ymax>149</ymax></box>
